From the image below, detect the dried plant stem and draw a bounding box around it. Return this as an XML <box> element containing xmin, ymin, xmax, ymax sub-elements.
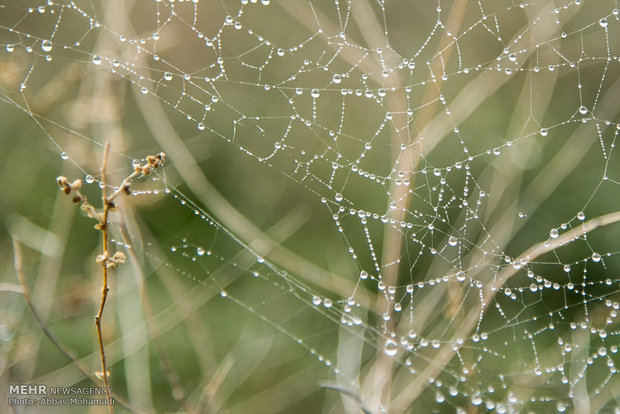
<box><xmin>55</xmin><ymin>145</ymin><xmax>164</xmax><ymax>412</ymax></box>
<box><xmin>97</xmin><ymin>142</ymin><xmax>114</xmax><ymax>412</ymax></box>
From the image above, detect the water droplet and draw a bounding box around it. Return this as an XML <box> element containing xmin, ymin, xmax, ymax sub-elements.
<box><xmin>220</xmin><ymin>290</ymin><xmax>228</xmax><ymax>297</ymax></box>
<box><xmin>448</xmin><ymin>236</ymin><xmax>457</xmax><ymax>246</ymax></box>
<box><xmin>141</xmin><ymin>86</ymin><xmax>148</xmax><ymax>94</ymax></box>
<box><xmin>85</xmin><ymin>175</ymin><xmax>94</xmax><ymax>184</ymax></box>
<box><xmin>456</xmin><ymin>271</ymin><xmax>466</xmax><ymax>282</ymax></box>
<box><xmin>197</xmin><ymin>122</ymin><xmax>205</xmax><ymax>130</ymax></box>
<box><xmin>163</xmin><ymin>72</ymin><xmax>173</xmax><ymax>81</ymax></box>
<box><xmin>41</xmin><ymin>40</ymin><xmax>52</xmax><ymax>52</ymax></box>
<box><xmin>599</xmin><ymin>18</ymin><xmax>608</xmax><ymax>28</ymax></box>
<box><xmin>577</xmin><ymin>211</ymin><xmax>585</xmax><ymax>221</ymax></box>
<box><xmin>60</xmin><ymin>152</ymin><xmax>68</xmax><ymax>160</ymax></box>
<box><xmin>310</xmin><ymin>88</ymin><xmax>320</xmax><ymax>98</ymax></box>
<box><xmin>384</xmin><ymin>339</ymin><xmax>398</xmax><ymax>356</ymax></box>
<box><xmin>332</xmin><ymin>74</ymin><xmax>342</xmax><ymax>84</ymax></box>
<box><xmin>197</xmin><ymin>247</ymin><xmax>205</xmax><ymax>256</ymax></box>
<box><xmin>471</xmin><ymin>395</ymin><xmax>482</xmax><ymax>406</ymax></box>
<box><xmin>592</xmin><ymin>252</ymin><xmax>601</xmax><ymax>262</ymax></box>
<box><xmin>540</xmin><ymin>128</ymin><xmax>548</xmax><ymax>137</ymax></box>
<box><xmin>92</xmin><ymin>55</ymin><xmax>102</xmax><ymax>65</ymax></box>
<box><xmin>6</xmin><ymin>44</ymin><xmax>14</xmax><ymax>52</ymax></box>
<box><xmin>578</xmin><ymin>105</ymin><xmax>588</xmax><ymax>115</ymax></box>
<box><xmin>550</xmin><ymin>228</ymin><xmax>559</xmax><ymax>239</ymax></box>
<box><xmin>360</xmin><ymin>270</ymin><xmax>368</xmax><ymax>279</ymax></box>
<box><xmin>334</xmin><ymin>193</ymin><xmax>343</xmax><ymax>202</ymax></box>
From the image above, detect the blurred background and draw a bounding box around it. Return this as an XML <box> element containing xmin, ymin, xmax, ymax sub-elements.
<box><xmin>1</xmin><ymin>0</ymin><xmax>619</xmax><ymax>412</ymax></box>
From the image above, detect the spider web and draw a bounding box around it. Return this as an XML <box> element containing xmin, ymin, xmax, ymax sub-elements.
<box><xmin>1</xmin><ymin>0</ymin><xmax>620</xmax><ymax>412</ymax></box>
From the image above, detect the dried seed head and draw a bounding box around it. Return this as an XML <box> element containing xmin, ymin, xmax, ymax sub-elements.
<box><xmin>57</xmin><ymin>176</ymin><xmax>72</xmax><ymax>194</ymax></box>
<box><xmin>123</xmin><ymin>184</ymin><xmax>131</xmax><ymax>196</ymax></box>
<box><xmin>71</xmin><ymin>179</ymin><xmax>82</xmax><ymax>190</ymax></box>
<box><xmin>72</xmin><ymin>195</ymin><xmax>82</xmax><ymax>204</ymax></box>
<box><xmin>112</xmin><ymin>251</ymin><xmax>126</xmax><ymax>264</ymax></box>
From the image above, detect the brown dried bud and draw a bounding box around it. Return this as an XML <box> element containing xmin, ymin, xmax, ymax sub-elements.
<box><xmin>145</xmin><ymin>153</ymin><xmax>165</xmax><ymax>170</ymax></box>
<box><xmin>57</xmin><ymin>176</ymin><xmax>72</xmax><ymax>194</ymax></box>
<box><xmin>141</xmin><ymin>165</ymin><xmax>152</xmax><ymax>175</ymax></box>
<box><xmin>123</xmin><ymin>184</ymin><xmax>131</xmax><ymax>196</ymax></box>
<box><xmin>72</xmin><ymin>195</ymin><xmax>82</xmax><ymax>204</ymax></box>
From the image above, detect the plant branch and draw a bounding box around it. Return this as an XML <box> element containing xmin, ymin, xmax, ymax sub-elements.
<box><xmin>96</xmin><ymin>142</ymin><xmax>114</xmax><ymax>411</ymax></box>
<box><xmin>55</xmin><ymin>145</ymin><xmax>165</xmax><ymax>413</ymax></box>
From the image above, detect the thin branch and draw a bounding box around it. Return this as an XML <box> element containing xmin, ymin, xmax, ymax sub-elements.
<box><xmin>96</xmin><ymin>142</ymin><xmax>114</xmax><ymax>412</ymax></box>
<box><xmin>55</xmin><ymin>145</ymin><xmax>166</xmax><ymax>413</ymax></box>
